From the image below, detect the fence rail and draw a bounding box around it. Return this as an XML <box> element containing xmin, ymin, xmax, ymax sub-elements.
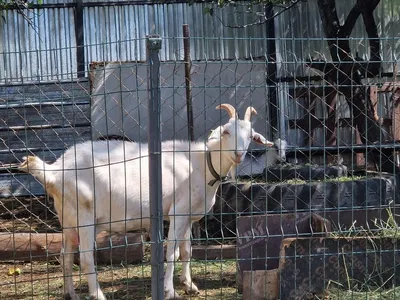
<box><xmin>1</xmin><ymin>0</ymin><xmax>400</xmax><ymax>299</ymax></box>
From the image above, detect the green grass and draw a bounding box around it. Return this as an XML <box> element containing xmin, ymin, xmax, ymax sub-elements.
<box><xmin>326</xmin><ymin>285</ymin><xmax>400</xmax><ymax>299</ymax></box>
<box><xmin>238</xmin><ymin>175</ymin><xmax>370</xmax><ymax>185</ymax></box>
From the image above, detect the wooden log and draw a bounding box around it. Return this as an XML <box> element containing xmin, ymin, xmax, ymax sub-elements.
<box><xmin>242</xmin><ymin>269</ymin><xmax>279</xmax><ymax>300</ymax></box>
<box><xmin>0</xmin><ymin>231</ymin><xmax>147</xmax><ymax>264</ymax></box>
<box><xmin>191</xmin><ymin>245</ymin><xmax>236</xmax><ymax>260</ymax></box>
<box><xmin>162</xmin><ymin>244</ymin><xmax>237</xmax><ymax>261</ymax></box>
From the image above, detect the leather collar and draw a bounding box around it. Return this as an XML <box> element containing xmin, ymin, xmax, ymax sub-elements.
<box><xmin>206</xmin><ymin>150</ymin><xmax>230</xmax><ymax>186</ymax></box>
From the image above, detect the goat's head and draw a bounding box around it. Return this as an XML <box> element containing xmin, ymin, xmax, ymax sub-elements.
<box><xmin>272</xmin><ymin>138</ymin><xmax>287</xmax><ymax>162</ymax></box>
<box><xmin>207</xmin><ymin>103</ymin><xmax>274</xmax><ymax>165</ymax></box>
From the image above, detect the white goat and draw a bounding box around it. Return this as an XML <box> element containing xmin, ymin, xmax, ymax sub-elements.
<box><xmin>267</xmin><ymin>138</ymin><xmax>287</xmax><ymax>166</ymax></box>
<box><xmin>18</xmin><ymin>103</ymin><xmax>273</xmax><ymax>300</ymax></box>
<box><xmin>208</xmin><ymin>128</ymin><xmax>287</xmax><ymax>178</ymax></box>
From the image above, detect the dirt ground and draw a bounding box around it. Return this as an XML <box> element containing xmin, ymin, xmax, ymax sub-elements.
<box><xmin>0</xmin><ymin>259</ymin><xmax>238</xmax><ymax>300</ymax></box>
<box><xmin>0</xmin><ymin>196</ymin><xmax>239</xmax><ymax>299</ymax></box>
<box><xmin>0</xmin><ymin>196</ymin><xmax>61</xmax><ymax>233</ymax></box>
<box><xmin>1</xmin><ymin>196</ymin><xmax>399</xmax><ymax>300</ymax></box>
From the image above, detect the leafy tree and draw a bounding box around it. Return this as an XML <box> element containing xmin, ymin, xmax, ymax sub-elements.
<box><xmin>1</xmin><ymin>0</ymin><xmax>38</xmax><ymax>27</ymax></box>
<box><xmin>207</xmin><ymin>0</ymin><xmax>392</xmax><ymax>172</ymax></box>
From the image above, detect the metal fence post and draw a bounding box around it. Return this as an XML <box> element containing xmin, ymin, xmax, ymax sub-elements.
<box><xmin>146</xmin><ymin>34</ymin><xmax>164</xmax><ymax>300</ymax></box>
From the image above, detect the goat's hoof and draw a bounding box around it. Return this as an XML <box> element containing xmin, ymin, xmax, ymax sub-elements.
<box><xmin>165</xmin><ymin>290</ymin><xmax>183</xmax><ymax>299</ymax></box>
<box><xmin>88</xmin><ymin>296</ymin><xmax>107</xmax><ymax>300</ymax></box>
<box><xmin>182</xmin><ymin>282</ymin><xmax>199</xmax><ymax>295</ymax></box>
<box><xmin>64</xmin><ymin>293</ymin><xmax>79</xmax><ymax>300</ymax></box>
<box><xmin>88</xmin><ymin>294</ymin><xmax>107</xmax><ymax>300</ymax></box>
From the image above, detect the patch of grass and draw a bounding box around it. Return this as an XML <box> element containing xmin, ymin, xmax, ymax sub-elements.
<box><xmin>282</xmin><ymin>178</ymin><xmax>306</xmax><ymax>184</ymax></box>
<box><xmin>237</xmin><ymin>175</ymin><xmax>370</xmax><ymax>185</ymax></box>
<box><xmin>325</xmin><ymin>206</ymin><xmax>400</xmax><ymax>299</ymax></box>
<box><xmin>372</xmin><ymin>206</ymin><xmax>400</xmax><ymax>239</ymax></box>
<box><xmin>326</xmin><ymin>283</ymin><xmax>400</xmax><ymax>300</ymax></box>
<box><xmin>0</xmin><ymin>259</ymin><xmax>239</xmax><ymax>300</ymax></box>
<box><xmin>323</xmin><ymin>175</ymin><xmax>367</xmax><ymax>182</ymax></box>
<box><xmin>329</xmin><ymin>205</ymin><xmax>399</xmax><ymax>240</ymax></box>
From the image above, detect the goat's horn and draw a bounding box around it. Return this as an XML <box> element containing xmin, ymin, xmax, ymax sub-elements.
<box><xmin>216</xmin><ymin>103</ymin><xmax>238</xmax><ymax>119</ymax></box>
<box><xmin>244</xmin><ymin>106</ymin><xmax>257</xmax><ymax>121</ymax></box>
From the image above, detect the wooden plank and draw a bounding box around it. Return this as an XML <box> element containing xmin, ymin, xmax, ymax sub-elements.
<box><xmin>369</xmin><ymin>86</ymin><xmax>380</xmax><ymax>122</ymax></box>
<box><xmin>0</xmin><ymin>231</ymin><xmax>146</xmax><ymax>264</ymax></box>
<box><xmin>191</xmin><ymin>245</ymin><xmax>236</xmax><ymax>260</ymax></box>
<box><xmin>378</xmin><ymin>82</ymin><xmax>400</xmax><ymax>92</ymax></box>
<box><xmin>0</xmin><ymin>126</ymin><xmax>91</xmax><ymax>151</ymax></box>
<box><xmin>0</xmin><ymin>173</ymin><xmax>46</xmax><ymax>197</ymax></box>
<box><xmin>0</xmin><ymin>81</ymin><xmax>89</xmax><ymax>105</ymax></box>
<box><xmin>0</xmin><ymin>103</ymin><xmax>91</xmax><ymax>127</ymax></box>
<box><xmin>0</xmin><ymin>123</ymin><xmax>91</xmax><ymax>132</ymax></box>
<box><xmin>391</xmin><ymin>88</ymin><xmax>400</xmax><ymax>140</ymax></box>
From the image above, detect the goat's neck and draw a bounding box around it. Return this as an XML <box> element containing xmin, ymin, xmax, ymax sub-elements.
<box><xmin>204</xmin><ymin>143</ymin><xmax>233</xmax><ymax>183</ymax></box>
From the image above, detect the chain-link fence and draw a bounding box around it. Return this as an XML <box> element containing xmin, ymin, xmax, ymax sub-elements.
<box><xmin>1</xmin><ymin>0</ymin><xmax>400</xmax><ymax>299</ymax></box>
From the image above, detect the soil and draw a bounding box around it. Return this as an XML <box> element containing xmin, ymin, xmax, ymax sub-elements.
<box><xmin>0</xmin><ymin>196</ymin><xmax>61</xmax><ymax>233</ymax></box>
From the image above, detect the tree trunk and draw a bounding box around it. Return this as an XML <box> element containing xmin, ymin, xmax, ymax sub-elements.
<box><xmin>313</xmin><ymin>0</ymin><xmax>392</xmax><ymax>171</ymax></box>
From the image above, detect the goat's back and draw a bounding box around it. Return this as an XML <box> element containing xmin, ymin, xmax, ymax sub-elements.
<box><xmin>50</xmin><ymin>139</ymin><xmax>206</xmax><ymax>232</ymax></box>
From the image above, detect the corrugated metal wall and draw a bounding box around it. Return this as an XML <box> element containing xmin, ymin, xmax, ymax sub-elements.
<box><xmin>83</xmin><ymin>3</ymin><xmax>268</xmax><ymax>63</ymax></box>
<box><xmin>1</xmin><ymin>0</ymin><xmax>399</xmax><ymax>151</ymax></box>
<box><xmin>0</xmin><ymin>1</ymin><xmax>269</xmax><ymax>84</ymax></box>
<box><xmin>0</xmin><ymin>7</ymin><xmax>77</xmax><ymax>83</ymax></box>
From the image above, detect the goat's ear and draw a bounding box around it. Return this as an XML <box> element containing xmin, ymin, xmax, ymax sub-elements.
<box><xmin>252</xmin><ymin>131</ymin><xmax>274</xmax><ymax>146</ymax></box>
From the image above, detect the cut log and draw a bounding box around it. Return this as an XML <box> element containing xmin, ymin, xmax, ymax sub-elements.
<box><xmin>0</xmin><ymin>231</ymin><xmax>146</xmax><ymax>264</ymax></box>
<box><xmin>242</xmin><ymin>269</ymin><xmax>279</xmax><ymax>300</ymax></box>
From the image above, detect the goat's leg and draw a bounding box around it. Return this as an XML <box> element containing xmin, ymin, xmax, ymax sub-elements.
<box><xmin>78</xmin><ymin>225</ymin><xmax>106</xmax><ymax>300</ymax></box>
<box><xmin>61</xmin><ymin>228</ymin><xmax>79</xmax><ymax>300</ymax></box>
<box><xmin>164</xmin><ymin>216</ymin><xmax>189</xmax><ymax>300</ymax></box>
<box><xmin>179</xmin><ymin>222</ymin><xmax>199</xmax><ymax>295</ymax></box>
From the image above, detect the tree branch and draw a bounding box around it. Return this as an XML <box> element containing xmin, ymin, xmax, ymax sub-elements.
<box><xmin>305</xmin><ymin>58</ymin><xmax>336</xmax><ymax>75</ymax></box>
<box><xmin>214</xmin><ymin>0</ymin><xmax>303</xmax><ymax>28</ymax></box>
<box><xmin>2</xmin><ymin>0</ymin><xmax>39</xmax><ymax>33</ymax></box>
<box><xmin>360</xmin><ymin>0</ymin><xmax>381</xmax><ymax>76</ymax></box>
<box><xmin>316</xmin><ymin>0</ymin><xmax>342</xmax><ymax>61</ymax></box>
<box><xmin>339</xmin><ymin>3</ymin><xmax>362</xmax><ymax>38</ymax></box>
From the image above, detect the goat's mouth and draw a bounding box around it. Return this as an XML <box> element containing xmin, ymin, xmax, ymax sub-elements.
<box><xmin>266</xmin><ymin>141</ymin><xmax>275</xmax><ymax>147</ymax></box>
<box><xmin>230</xmin><ymin>155</ymin><xmax>243</xmax><ymax>165</ymax></box>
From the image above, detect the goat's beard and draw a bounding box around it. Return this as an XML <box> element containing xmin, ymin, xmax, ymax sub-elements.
<box><xmin>227</xmin><ymin>153</ymin><xmax>241</xmax><ymax>166</ymax></box>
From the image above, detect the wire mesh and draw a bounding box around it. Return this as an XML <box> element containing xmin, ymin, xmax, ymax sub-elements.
<box><xmin>1</xmin><ymin>0</ymin><xmax>400</xmax><ymax>300</ymax></box>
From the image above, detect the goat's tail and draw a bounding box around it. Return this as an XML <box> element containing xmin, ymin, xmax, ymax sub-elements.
<box><xmin>19</xmin><ymin>156</ymin><xmax>57</xmax><ymax>186</ymax></box>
